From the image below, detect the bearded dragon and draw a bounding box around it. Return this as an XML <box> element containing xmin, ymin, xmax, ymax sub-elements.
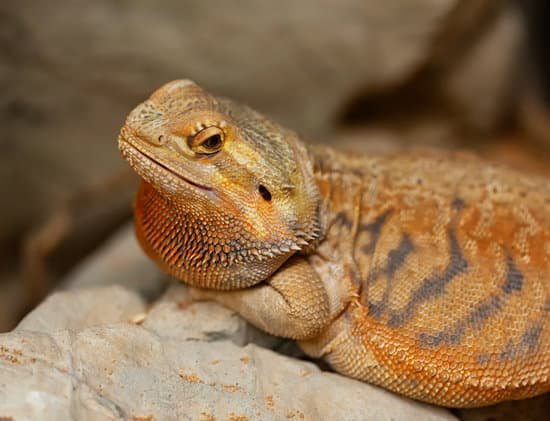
<box><xmin>118</xmin><ymin>80</ymin><xmax>550</xmax><ymax>407</ymax></box>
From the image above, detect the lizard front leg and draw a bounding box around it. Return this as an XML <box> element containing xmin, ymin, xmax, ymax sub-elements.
<box><xmin>189</xmin><ymin>257</ymin><xmax>330</xmax><ymax>340</ymax></box>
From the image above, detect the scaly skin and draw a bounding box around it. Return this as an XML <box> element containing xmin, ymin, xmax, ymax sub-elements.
<box><xmin>118</xmin><ymin>80</ymin><xmax>550</xmax><ymax>407</ymax></box>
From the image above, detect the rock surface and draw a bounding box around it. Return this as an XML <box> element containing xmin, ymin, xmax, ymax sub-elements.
<box><xmin>0</xmin><ymin>282</ymin><xmax>456</xmax><ymax>420</ymax></box>
<box><xmin>61</xmin><ymin>223</ymin><xmax>167</xmax><ymax>300</ymax></box>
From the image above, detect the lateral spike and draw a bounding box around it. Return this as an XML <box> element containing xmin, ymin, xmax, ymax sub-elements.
<box><xmin>279</xmin><ymin>245</ymin><xmax>290</xmax><ymax>253</ymax></box>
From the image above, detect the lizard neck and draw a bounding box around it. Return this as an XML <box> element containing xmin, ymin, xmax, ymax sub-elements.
<box><xmin>307</xmin><ymin>144</ymin><xmax>372</xmax><ymax>247</ymax></box>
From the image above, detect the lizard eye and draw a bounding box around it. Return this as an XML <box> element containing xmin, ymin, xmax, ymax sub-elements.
<box><xmin>189</xmin><ymin>126</ymin><xmax>224</xmax><ymax>155</ymax></box>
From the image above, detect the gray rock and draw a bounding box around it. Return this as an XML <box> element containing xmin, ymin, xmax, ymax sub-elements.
<box><xmin>16</xmin><ymin>285</ymin><xmax>146</xmax><ymax>333</ymax></box>
<box><xmin>0</xmin><ymin>283</ymin><xmax>456</xmax><ymax>420</ymax></box>
<box><xmin>61</xmin><ymin>223</ymin><xmax>167</xmax><ymax>301</ymax></box>
<box><xmin>442</xmin><ymin>4</ymin><xmax>524</xmax><ymax>132</ymax></box>
<box><xmin>6</xmin><ymin>0</ymin><xmax>464</xmax><ymax>135</ymax></box>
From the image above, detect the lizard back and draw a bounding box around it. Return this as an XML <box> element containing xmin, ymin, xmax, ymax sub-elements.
<box><xmin>307</xmin><ymin>146</ymin><xmax>550</xmax><ymax>406</ymax></box>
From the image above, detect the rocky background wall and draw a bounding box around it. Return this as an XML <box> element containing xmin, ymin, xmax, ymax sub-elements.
<box><xmin>0</xmin><ymin>0</ymin><xmax>549</xmax><ymax>419</ymax></box>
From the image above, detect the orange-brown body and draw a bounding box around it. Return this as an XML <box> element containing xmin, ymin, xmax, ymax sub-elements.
<box><xmin>300</xmin><ymin>147</ymin><xmax>550</xmax><ymax>406</ymax></box>
<box><xmin>120</xmin><ymin>80</ymin><xmax>550</xmax><ymax>407</ymax></box>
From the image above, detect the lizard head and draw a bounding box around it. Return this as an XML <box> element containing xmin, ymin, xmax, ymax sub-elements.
<box><xmin>118</xmin><ymin>80</ymin><xmax>322</xmax><ymax>289</ymax></box>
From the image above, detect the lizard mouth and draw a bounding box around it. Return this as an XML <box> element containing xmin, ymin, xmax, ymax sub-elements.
<box><xmin>119</xmin><ymin>136</ymin><xmax>213</xmax><ymax>192</ymax></box>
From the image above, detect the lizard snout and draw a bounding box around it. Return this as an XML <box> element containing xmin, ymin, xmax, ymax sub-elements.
<box><xmin>125</xmin><ymin>100</ymin><xmax>169</xmax><ymax>147</ymax></box>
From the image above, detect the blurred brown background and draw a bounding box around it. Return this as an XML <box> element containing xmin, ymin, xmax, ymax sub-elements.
<box><xmin>1</xmin><ymin>0</ymin><xmax>549</xmax><ymax>332</ymax></box>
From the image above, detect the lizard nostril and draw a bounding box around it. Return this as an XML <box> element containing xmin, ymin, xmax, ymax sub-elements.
<box><xmin>133</xmin><ymin>131</ymin><xmax>166</xmax><ymax>147</ymax></box>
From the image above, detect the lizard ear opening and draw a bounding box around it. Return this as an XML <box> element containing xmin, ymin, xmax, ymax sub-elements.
<box><xmin>259</xmin><ymin>185</ymin><xmax>272</xmax><ymax>201</ymax></box>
